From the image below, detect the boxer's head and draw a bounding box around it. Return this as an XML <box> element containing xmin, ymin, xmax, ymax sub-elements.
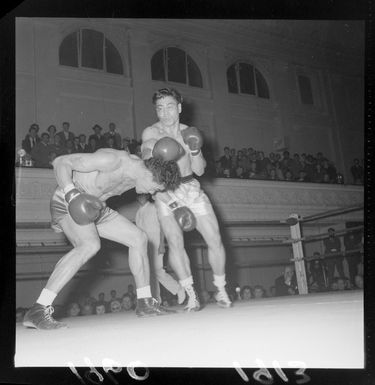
<box><xmin>143</xmin><ymin>157</ymin><xmax>181</xmax><ymax>192</ymax></box>
<box><xmin>152</xmin><ymin>88</ymin><xmax>182</xmax><ymax>105</ymax></box>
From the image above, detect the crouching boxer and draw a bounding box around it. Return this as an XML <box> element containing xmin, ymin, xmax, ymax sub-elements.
<box><xmin>141</xmin><ymin>87</ymin><xmax>232</xmax><ymax>312</ymax></box>
<box><xmin>23</xmin><ymin>149</ymin><xmax>181</xmax><ymax>330</ymax></box>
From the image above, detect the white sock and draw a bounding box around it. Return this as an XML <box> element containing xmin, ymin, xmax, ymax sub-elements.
<box><xmin>36</xmin><ymin>288</ymin><xmax>57</xmax><ymax>306</ymax></box>
<box><xmin>136</xmin><ymin>286</ymin><xmax>152</xmax><ymax>299</ymax></box>
<box><xmin>213</xmin><ymin>274</ymin><xmax>226</xmax><ymax>289</ymax></box>
<box><xmin>179</xmin><ymin>276</ymin><xmax>194</xmax><ymax>288</ymax></box>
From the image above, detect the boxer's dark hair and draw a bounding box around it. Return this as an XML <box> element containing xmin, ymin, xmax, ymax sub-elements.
<box><xmin>144</xmin><ymin>157</ymin><xmax>181</xmax><ymax>191</ymax></box>
<box><xmin>152</xmin><ymin>88</ymin><xmax>183</xmax><ymax>104</ymax></box>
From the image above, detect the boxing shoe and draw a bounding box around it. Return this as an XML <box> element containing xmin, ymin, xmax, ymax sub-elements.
<box><xmin>136</xmin><ymin>297</ymin><xmax>176</xmax><ymax>317</ymax></box>
<box><xmin>184</xmin><ymin>286</ymin><xmax>201</xmax><ymax>312</ymax></box>
<box><xmin>215</xmin><ymin>288</ymin><xmax>233</xmax><ymax>308</ymax></box>
<box><xmin>23</xmin><ymin>303</ymin><xmax>68</xmax><ymax>330</ymax></box>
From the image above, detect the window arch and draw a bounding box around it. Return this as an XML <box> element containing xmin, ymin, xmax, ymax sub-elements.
<box><xmin>151</xmin><ymin>47</ymin><xmax>203</xmax><ymax>88</ymax></box>
<box><xmin>59</xmin><ymin>29</ymin><xmax>124</xmax><ymax>75</ymax></box>
<box><xmin>227</xmin><ymin>62</ymin><xmax>270</xmax><ymax>99</ymax></box>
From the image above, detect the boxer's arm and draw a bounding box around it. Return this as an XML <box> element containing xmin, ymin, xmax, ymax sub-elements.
<box><xmin>141</xmin><ymin>128</ymin><xmax>158</xmax><ymax>160</ymax></box>
<box><xmin>52</xmin><ymin>150</ymin><xmax>120</xmax><ymax>191</ymax></box>
<box><xmin>190</xmin><ymin>150</ymin><xmax>207</xmax><ymax>176</ymax></box>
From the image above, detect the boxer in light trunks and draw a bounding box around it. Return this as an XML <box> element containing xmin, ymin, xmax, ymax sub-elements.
<box><xmin>141</xmin><ymin>87</ymin><xmax>232</xmax><ymax>311</ymax></box>
<box><xmin>23</xmin><ymin>149</ymin><xmax>181</xmax><ymax>330</ymax></box>
<box><xmin>135</xmin><ymin>194</ymin><xmax>186</xmax><ymax>304</ymax></box>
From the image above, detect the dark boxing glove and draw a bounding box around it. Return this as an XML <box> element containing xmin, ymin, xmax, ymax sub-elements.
<box><xmin>168</xmin><ymin>201</ymin><xmax>196</xmax><ymax>232</ymax></box>
<box><xmin>181</xmin><ymin>126</ymin><xmax>203</xmax><ymax>156</ymax></box>
<box><xmin>152</xmin><ymin>137</ymin><xmax>185</xmax><ymax>161</ymax></box>
<box><xmin>64</xmin><ymin>187</ymin><xmax>104</xmax><ymax>225</ymax></box>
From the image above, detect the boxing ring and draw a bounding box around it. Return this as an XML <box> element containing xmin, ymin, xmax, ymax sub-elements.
<box><xmin>15</xmin><ymin>204</ymin><xmax>364</xmax><ymax>369</ymax></box>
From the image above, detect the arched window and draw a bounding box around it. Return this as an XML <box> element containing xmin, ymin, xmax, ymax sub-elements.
<box><xmin>151</xmin><ymin>47</ymin><xmax>203</xmax><ymax>88</ymax></box>
<box><xmin>59</xmin><ymin>29</ymin><xmax>124</xmax><ymax>75</ymax></box>
<box><xmin>227</xmin><ymin>62</ymin><xmax>270</xmax><ymax>99</ymax></box>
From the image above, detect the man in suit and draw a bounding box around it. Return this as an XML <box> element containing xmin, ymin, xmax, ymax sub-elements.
<box><xmin>22</xmin><ymin>124</ymin><xmax>40</xmax><ymax>155</ymax></box>
<box><xmin>103</xmin><ymin>122</ymin><xmax>122</xmax><ymax>149</ymax></box>
<box><xmin>89</xmin><ymin>124</ymin><xmax>107</xmax><ymax>149</ymax></box>
<box><xmin>55</xmin><ymin>122</ymin><xmax>75</xmax><ymax>147</ymax></box>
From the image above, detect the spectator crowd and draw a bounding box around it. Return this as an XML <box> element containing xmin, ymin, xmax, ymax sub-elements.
<box><xmin>17</xmin><ymin>122</ymin><xmax>142</xmax><ymax>169</ymax></box>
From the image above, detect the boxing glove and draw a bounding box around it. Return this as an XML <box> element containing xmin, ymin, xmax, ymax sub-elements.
<box><xmin>152</xmin><ymin>137</ymin><xmax>185</xmax><ymax>161</ymax></box>
<box><xmin>65</xmin><ymin>188</ymin><xmax>104</xmax><ymax>225</ymax></box>
<box><xmin>181</xmin><ymin>126</ymin><xmax>203</xmax><ymax>156</ymax></box>
<box><xmin>168</xmin><ymin>201</ymin><xmax>197</xmax><ymax>232</ymax></box>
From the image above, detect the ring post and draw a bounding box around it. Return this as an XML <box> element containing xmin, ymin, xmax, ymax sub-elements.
<box><xmin>288</xmin><ymin>214</ymin><xmax>308</xmax><ymax>295</ymax></box>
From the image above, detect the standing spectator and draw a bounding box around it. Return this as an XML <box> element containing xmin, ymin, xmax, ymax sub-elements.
<box><xmin>323</xmin><ymin>228</ymin><xmax>345</xmax><ymax>284</ymax></box>
<box><xmin>308</xmin><ymin>252</ymin><xmax>328</xmax><ymax>291</ymax></box>
<box><xmin>21</xmin><ymin>124</ymin><xmax>40</xmax><ymax>155</ymax></box>
<box><xmin>77</xmin><ymin>134</ymin><xmax>89</xmax><ymax>152</ymax></box>
<box><xmin>30</xmin><ymin>132</ymin><xmax>52</xmax><ymax>168</ymax></box>
<box><xmin>47</xmin><ymin>125</ymin><xmax>57</xmax><ymax>145</ymax></box>
<box><xmin>103</xmin><ymin>122</ymin><xmax>122</xmax><ymax>149</ymax></box>
<box><xmin>55</xmin><ymin>122</ymin><xmax>75</xmax><ymax>147</ymax></box>
<box><xmin>89</xmin><ymin>124</ymin><xmax>106</xmax><ymax>149</ymax></box>
<box><xmin>344</xmin><ymin>228</ymin><xmax>363</xmax><ymax>287</ymax></box>
<box><xmin>350</xmin><ymin>158</ymin><xmax>364</xmax><ymax>185</ymax></box>
<box><xmin>275</xmin><ymin>265</ymin><xmax>298</xmax><ymax>296</ymax></box>
<box><xmin>219</xmin><ymin>147</ymin><xmax>232</xmax><ymax>173</ymax></box>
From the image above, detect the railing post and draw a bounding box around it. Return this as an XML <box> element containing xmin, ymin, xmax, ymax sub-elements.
<box><xmin>288</xmin><ymin>214</ymin><xmax>308</xmax><ymax>295</ymax></box>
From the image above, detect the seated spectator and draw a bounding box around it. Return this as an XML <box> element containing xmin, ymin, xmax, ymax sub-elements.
<box><xmin>121</xmin><ymin>294</ymin><xmax>134</xmax><ymax>311</ymax></box>
<box><xmin>129</xmin><ymin>139</ymin><xmax>140</xmax><ymax>154</ymax></box>
<box><xmin>235</xmin><ymin>165</ymin><xmax>246</xmax><ymax>179</ymax></box>
<box><xmin>322</xmin><ymin>172</ymin><xmax>331</xmax><ymax>183</ymax></box>
<box><xmin>103</xmin><ymin>122</ymin><xmax>122</xmax><ymax>149</ymax></box>
<box><xmin>215</xmin><ymin>160</ymin><xmax>224</xmax><ymax>177</ymax></box>
<box><xmin>81</xmin><ymin>303</ymin><xmax>94</xmax><ymax>316</ymax></box>
<box><xmin>72</xmin><ymin>136</ymin><xmax>81</xmax><ymax>152</ymax></box>
<box><xmin>253</xmin><ymin>285</ymin><xmax>266</xmax><ymax>299</ymax></box>
<box><xmin>297</xmin><ymin>170</ymin><xmax>309</xmax><ymax>182</ymax></box>
<box><xmin>330</xmin><ymin>279</ymin><xmax>339</xmax><ymax>291</ymax></box>
<box><xmin>289</xmin><ymin>153</ymin><xmax>302</xmax><ymax>179</ymax></box>
<box><xmin>126</xmin><ymin>284</ymin><xmax>137</xmax><ymax>305</ymax></box>
<box><xmin>134</xmin><ymin>144</ymin><xmax>142</xmax><ymax>158</ymax></box>
<box><xmin>16</xmin><ymin>307</ymin><xmax>26</xmax><ymax>323</ymax></box>
<box><xmin>56</xmin><ymin>121</ymin><xmax>75</xmax><ymax>147</ymax></box>
<box><xmin>248</xmin><ymin>161</ymin><xmax>260</xmax><ymax>179</ymax></box>
<box><xmin>51</xmin><ymin>133</ymin><xmax>66</xmax><ymax>156</ymax></box>
<box><xmin>268</xmin><ymin>167</ymin><xmax>278</xmax><ymax>180</ymax></box>
<box><xmin>95</xmin><ymin>303</ymin><xmax>106</xmax><ymax>315</ymax></box>
<box><xmin>65</xmin><ymin>139</ymin><xmax>75</xmax><ymax>154</ymax></box>
<box><xmin>48</xmin><ymin>151</ymin><xmax>57</xmax><ymax>168</ymax></box>
<box><xmin>106</xmin><ymin>136</ymin><xmax>116</xmax><ymax>149</ymax></box>
<box><xmin>121</xmin><ymin>137</ymin><xmax>131</xmax><ymax>153</ymax></box>
<box><xmin>280</xmin><ymin>151</ymin><xmax>293</xmax><ymax>174</ymax></box>
<box><xmin>110</xmin><ymin>289</ymin><xmax>120</xmax><ymax>302</ymax></box>
<box><xmin>30</xmin><ymin>132</ymin><xmax>52</xmax><ymax>168</ymax></box>
<box><xmin>109</xmin><ymin>300</ymin><xmax>122</xmax><ymax>313</ymax></box>
<box><xmin>275</xmin><ymin>163</ymin><xmax>285</xmax><ymax>180</ymax></box>
<box><xmin>77</xmin><ymin>134</ymin><xmax>89</xmax><ymax>152</ymax></box>
<box><xmin>47</xmin><ymin>125</ymin><xmax>57</xmax><ymax>145</ymax></box>
<box><xmin>257</xmin><ymin>151</ymin><xmax>270</xmax><ymax>177</ymax></box>
<box><xmin>89</xmin><ymin>124</ymin><xmax>106</xmax><ymax>149</ymax></box>
<box><xmin>275</xmin><ymin>265</ymin><xmax>298</xmax><ymax>296</ymax></box>
<box><xmin>284</xmin><ymin>169</ymin><xmax>293</xmax><ymax>181</ymax></box>
<box><xmin>336</xmin><ymin>277</ymin><xmax>346</xmax><ymax>291</ymax></box>
<box><xmin>22</xmin><ymin>124</ymin><xmax>40</xmax><ymax>155</ymax></box>
<box><xmin>240</xmin><ymin>285</ymin><xmax>252</xmax><ymax>301</ymax></box>
<box><xmin>350</xmin><ymin>158</ymin><xmax>364</xmax><ymax>184</ymax></box>
<box><xmin>87</xmin><ymin>137</ymin><xmax>98</xmax><ymax>153</ymax></box>
<box><xmin>95</xmin><ymin>292</ymin><xmax>109</xmax><ymax>312</ymax></box>
<box><xmin>354</xmin><ymin>275</ymin><xmax>363</xmax><ymax>290</ymax></box>
<box><xmin>312</xmin><ymin>164</ymin><xmax>325</xmax><ymax>183</ymax></box>
<box><xmin>268</xmin><ymin>286</ymin><xmax>276</xmax><ymax>297</ymax></box>
<box><xmin>322</xmin><ymin>159</ymin><xmax>337</xmax><ymax>182</ymax></box>
<box><xmin>66</xmin><ymin>302</ymin><xmax>81</xmax><ymax>317</ymax></box>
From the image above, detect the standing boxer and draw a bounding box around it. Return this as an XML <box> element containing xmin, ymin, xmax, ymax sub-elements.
<box><xmin>23</xmin><ymin>149</ymin><xmax>181</xmax><ymax>329</ymax></box>
<box><xmin>141</xmin><ymin>87</ymin><xmax>232</xmax><ymax>311</ymax></box>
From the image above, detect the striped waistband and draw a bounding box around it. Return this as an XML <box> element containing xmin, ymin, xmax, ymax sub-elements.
<box><xmin>180</xmin><ymin>174</ymin><xmax>194</xmax><ymax>184</ymax></box>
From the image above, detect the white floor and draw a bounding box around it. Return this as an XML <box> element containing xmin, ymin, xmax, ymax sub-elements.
<box><xmin>15</xmin><ymin>290</ymin><xmax>364</xmax><ymax>369</ymax></box>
